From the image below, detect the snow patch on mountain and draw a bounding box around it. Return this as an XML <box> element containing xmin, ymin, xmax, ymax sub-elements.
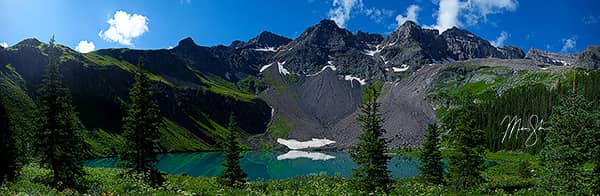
<box><xmin>379</xmin><ymin>55</ymin><xmax>389</xmax><ymax>65</ymax></box>
<box><xmin>386</xmin><ymin>64</ymin><xmax>410</xmax><ymax>72</ymax></box>
<box><xmin>307</xmin><ymin>65</ymin><xmax>337</xmax><ymax>77</ymax></box>
<box><xmin>344</xmin><ymin>75</ymin><xmax>367</xmax><ymax>87</ymax></box>
<box><xmin>259</xmin><ymin>63</ymin><xmax>273</xmax><ymax>73</ymax></box>
<box><xmin>362</xmin><ymin>46</ymin><xmax>382</xmax><ymax>56</ymax></box>
<box><xmin>278</xmin><ymin>61</ymin><xmax>290</xmax><ymax>75</ymax></box>
<box><xmin>277</xmin><ymin>138</ymin><xmax>336</xmax><ymax>150</ymax></box>
<box><xmin>253</xmin><ymin>47</ymin><xmax>277</xmax><ymax>52</ymax></box>
<box><xmin>224</xmin><ymin>72</ymin><xmax>232</xmax><ymax>80</ymax></box>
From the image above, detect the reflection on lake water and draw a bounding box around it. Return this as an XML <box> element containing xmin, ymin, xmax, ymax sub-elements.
<box><xmin>276</xmin><ymin>150</ymin><xmax>335</xmax><ymax>160</ymax></box>
<box><xmin>85</xmin><ymin>151</ymin><xmax>420</xmax><ymax>180</ymax></box>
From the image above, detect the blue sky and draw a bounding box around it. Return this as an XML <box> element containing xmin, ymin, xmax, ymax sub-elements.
<box><xmin>0</xmin><ymin>0</ymin><xmax>598</xmax><ymax>53</ymax></box>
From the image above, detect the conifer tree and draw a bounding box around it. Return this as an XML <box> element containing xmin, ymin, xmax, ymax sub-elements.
<box><xmin>419</xmin><ymin>123</ymin><xmax>444</xmax><ymax>185</ymax></box>
<box><xmin>350</xmin><ymin>82</ymin><xmax>391</xmax><ymax>193</ymax></box>
<box><xmin>36</xmin><ymin>36</ymin><xmax>86</xmax><ymax>190</ymax></box>
<box><xmin>120</xmin><ymin>58</ymin><xmax>164</xmax><ymax>186</ymax></box>
<box><xmin>541</xmin><ymin>91</ymin><xmax>600</xmax><ymax>194</ymax></box>
<box><xmin>218</xmin><ymin>113</ymin><xmax>247</xmax><ymax>188</ymax></box>
<box><xmin>0</xmin><ymin>103</ymin><xmax>18</xmax><ymax>184</ymax></box>
<box><xmin>445</xmin><ymin>96</ymin><xmax>485</xmax><ymax>191</ymax></box>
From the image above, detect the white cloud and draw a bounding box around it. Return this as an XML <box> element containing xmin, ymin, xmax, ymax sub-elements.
<box><xmin>328</xmin><ymin>0</ymin><xmax>362</xmax><ymax>28</ymax></box>
<box><xmin>430</xmin><ymin>0</ymin><xmax>518</xmax><ymax>33</ymax></box>
<box><xmin>99</xmin><ymin>11</ymin><xmax>149</xmax><ymax>46</ymax></box>
<box><xmin>0</xmin><ymin>42</ymin><xmax>7</xmax><ymax>48</ymax></box>
<box><xmin>490</xmin><ymin>31</ymin><xmax>508</xmax><ymax>47</ymax></box>
<box><xmin>396</xmin><ymin>5</ymin><xmax>421</xmax><ymax>27</ymax></box>
<box><xmin>75</xmin><ymin>40</ymin><xmax>95</xmax><ymax>53</ymax></box>
<box><xmin>561</xmin><ymin>37</ymin><xmax>576</xmax><ymax>53</ymax></box>
<box><xmin>365</xmin><ymin>8</ymin><xmax>395</xmax><ymax>23</ymax></box>
<box><xmin>462</xmin><ymin>0</ymin><xmax>518</xmax><ymax>25</ymax></box>
<box><xmin>582</xmin><ymin>15</ymin><xmax>599</xmax><ymax>24</ymax></box>
<box><xmin>432</xmin><ymin>0</ymin><xmax>461</xmax><ymax>32</ymax></box>
<box><xmin>327</xmin><ymin>0</ymin><xmax>400</xmax><ymax>28</ymax></box>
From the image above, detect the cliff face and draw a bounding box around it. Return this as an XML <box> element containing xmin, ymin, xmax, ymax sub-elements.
<box><xmin>575</xmin><ymin>46</ymin><xmax>600</xmax><ymax>69</ymax></box>
<box><xmin>525</xmin><ymin>48</ymin><xmax>578</xmax><ymax>66</ymax></box>
<box><xmin>441</xmin><ymin>27</ymin><xmax>525</xmax><ymax>60</ymax></box>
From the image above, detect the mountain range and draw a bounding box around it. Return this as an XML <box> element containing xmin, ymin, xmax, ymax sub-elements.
<box><xmin>1</xmin><ymin>19</ymin><xmax>598</xmax><ymax>155</ymax></box>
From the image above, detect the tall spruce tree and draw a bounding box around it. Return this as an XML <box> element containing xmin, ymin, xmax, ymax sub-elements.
<box><xmin>36</xmin><ymin>36</ymin><xmax>86</xmax><ymax>190</ymax></box>
<box><xmin>445</xmin><ymin>97</ymin><xmax>485</xmax><ymax>191</ymax></box>
<box><xmin>350</xmin><ymin>82</ymin><xmax>391</xmax><ymax>193</ymax></box>
<box><xmin>218</xmin><ymin>113</ymin><xmax>247</xmax><ymax>188</ymax></box>
<box><xmin>419</xmin><ymin>123</ymin><xmax>444</xmax><ymax>185</ymax></box>
<box><xmin>0</xmin><ymin>102</ymin><xmax>18</xmax><ymax>184</ymax></box>
<box><xmin>120</xmin><ymin>58</ymin><xmax>164</xmax><ymax>186</ymax></box>
<box><xmin>541</xmin><ymin>91</ymin><xmax>600</xmax><ymax>194</ymax></box>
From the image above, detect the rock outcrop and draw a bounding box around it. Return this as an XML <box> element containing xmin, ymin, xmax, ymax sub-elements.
<box><xmin>525</xmin><ymin>48</ymin><xmax>578</xmax><ymax>66</ymax></box>
<box><xmin>574</xmin><ymin>46</ymin><xmax>600</xmax><ymax>69</ymax></box>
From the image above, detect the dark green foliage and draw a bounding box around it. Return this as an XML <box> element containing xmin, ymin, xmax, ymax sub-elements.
<box><xmin>0</xmin><ymin>102</ymin><xmax>18</xmax><ymax>184</ymax></box>
<box><xmin>478</xmin><ymin>70</ymin><xmax>600</xmax><ymax>153</ymax></box>
<box><xmin>482</xmin><ymin>84</ymin><xmax>557</xmax><ymax>153</ymax></box>
<box><xmin>444</xmin><ymin>96</ymin><xmax>486</xmax><ymax>191</ymax></box>
<box><xmin>419</xmin><ymin>123</ymin><xmax>444</xmax><ymax>185</ymax></box>
<box><xmin>120</xmin><ymin>59</ymin><xmax>164</xmax><ymax>186</ymax></box>
<box><xmin>35</xmin><ymin>36</ymin><xmax>87</xmax><ymax>190</ymax></box>
<box><xmin>517</xmin><ymin>161</ymin><xmax>531</xmax><ymax>179</ymax></box>
<box><xmin>540</xmin><ymin>91</ymin><xmax>600</xmax><ymax>194</ymax></box>
<box><xmin>218</xmin><ymin>113</ymin><xmax>248</xmax><ymax>188</ymax></box>
<box><xmin>350</xmin><ymin>82</ymin><xmax>391</xmax><ymax>193</ymax></box>
<box><xmin>237</xmin><ymin>76</ymin><xmax>267</xmax><ymax>94</ymax></box>
<box><xmin>0</xmin><ymin>67</ymin><xmax>40</xmax><ymax>168</ymax></box>
<box><xmin>439</xmin><ymin>84</ymin><xmax>557</xmax><ymax>153</ymax></box>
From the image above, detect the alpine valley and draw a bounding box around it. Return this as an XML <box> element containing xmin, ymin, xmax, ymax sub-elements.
<box><xmin>1</xmin><ymin>19</ymin><xmax>599</xmax><ymax>157</ymax></box>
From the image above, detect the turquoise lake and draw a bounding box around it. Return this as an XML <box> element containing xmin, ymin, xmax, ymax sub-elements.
<box><xmin>84</xmin><ymin>151</ymin><xmax>421</xmax><ymax>181</ymax></box>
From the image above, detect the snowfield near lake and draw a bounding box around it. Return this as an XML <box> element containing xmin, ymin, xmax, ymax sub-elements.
<box><xmin>277</xmin><ymin>138</ymin><xmax>336</xmax><ymax>150</ymax></box>
<box><xmin>276</xmin><ymin>150</ymin><xmax>335</xmax><ymax>160</ymax></box>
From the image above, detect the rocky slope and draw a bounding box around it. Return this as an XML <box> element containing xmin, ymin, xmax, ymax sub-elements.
<box><xmin>525</xmin><ymin>48</ymin><xmax>578</xmax><ymax>66</ymax></box>
<box><xmin>575</xmin><ymin>46</ymin><xmax>600</xmax><ymax>69</ymax></box>
<box><xmin>258</xmin><ymin>20</ymin><xmax>529</xmax><ymax>149</ymax></box>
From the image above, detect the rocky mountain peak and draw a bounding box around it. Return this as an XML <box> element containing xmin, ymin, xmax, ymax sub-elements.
<box><xmin>15</xmin><ymin>38</ymin><xmax>42</xmax><ymax>47</ymax></box>
<box><xmin>316</xmin><ymin>19</ymin><xmax>340</xmax><ymax>29</ymax></box>
<box><xmin>245</xmin><ymin>31</ymin><xmax>291</xmax><ymax>49</ymax></box>
<box><xmin>441</xmin><ymin>26</ymin><xmax>524</xmax><ymax>60</ymax></box>
<box><xmin>271</xmin><ymin>19</ymin><xmax>363</xmax><ymax>75</ymax></box>
<box><xmin>176</xmin><ymin>37</ymin><xmax>198</xmax><ymax>49</ymax></box>
<box><xmin>441</xmin><ymin>27</ymin><xmax>485</xmax><ymax>44</ymax></box>
<box><xmin>400</xmin><ymin>20</ymin><xmax>419</xmax><ymax>29</ymax></box>
<box><xmin>287</xmin><ymin>19</ymin><xmax>355</xmax><ymax>51</ymax></box>
<box><xmin>381</xmin><ymin>21</ymin><xmax>438</xmax><ymax>47</ymax></box>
